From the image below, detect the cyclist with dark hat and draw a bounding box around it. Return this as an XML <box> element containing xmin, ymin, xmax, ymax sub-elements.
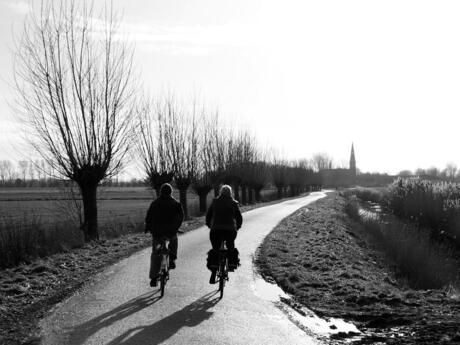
<box><xmin>145</xmin><ymin>183</ymin><xmax>184</xmax><ymax>287</ymax></box>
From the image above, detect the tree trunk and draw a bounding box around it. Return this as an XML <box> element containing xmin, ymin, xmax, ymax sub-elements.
<box><xmin>198</xmin><ymin>192</ymin><xmax>208</xmax><ymax>213</ymax></box>
<box><xmin>276</xmin><ymin>185</ymin><xmax>283</xmax><ymax>199</ymax></box>
<box><xmin>179</xmin><ymin>188</ymin><xmax>188</xmax><ymax>219</ymax></box>
<box><xmin>248</xmin><ymin>188</ymin><xmax>254</xmax><ymax>204</ymax></box>
<box><xmin>255</xmin><ymin>188</ymin><xmax>262</xmax><ymax>202</ymax></box>
<box><xmin>233</xmin><ymin>184</ymin><xmax>240</xmax><ymax>202</ymax></box>
<box><xmin>193</xmin><ymin>184</ymin><xmax>212</xmax><ymax>213</ymax></box>
<box><xmin>241</xmin><ymin>185</ymin><xmax>247</xmax><ymax>205</ymax></box>
<box><xmin>80</xmin><ymin>183</ymin><xmax>98</xmax><ymax>242</ymax></box>
<box><xmin>176</xmin><ymin>177</ymin><xmax>191</xmax><ymax>219</ymax></box>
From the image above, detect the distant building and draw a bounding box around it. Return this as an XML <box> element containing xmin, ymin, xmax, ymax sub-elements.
<box><xmin>320</xmin><ymin>143</ymin><xmax>356</xmax><ymax>187</ymax></box>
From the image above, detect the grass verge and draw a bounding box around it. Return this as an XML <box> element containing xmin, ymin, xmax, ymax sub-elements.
<box><xmin>256</xmin><ymin>192</ymin><xmax>460</xmax><ymax>344</ymax></box>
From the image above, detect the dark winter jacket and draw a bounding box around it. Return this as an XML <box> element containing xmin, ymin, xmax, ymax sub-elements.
<box><xmin>205</xmin><ymin>195</ymin><xmax>243</xmax><ymax>231</ymax></box>
<box><xmin>145</xmin><ymin>195</ymin><xmax>184</xmax><ymax>237</ymax></box>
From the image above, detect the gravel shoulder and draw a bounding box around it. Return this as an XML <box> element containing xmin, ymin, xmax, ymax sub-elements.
<box><xmin>256</xmin><ymin>192</ymin><xmax>460</xmax><ymax>344</ymax></box>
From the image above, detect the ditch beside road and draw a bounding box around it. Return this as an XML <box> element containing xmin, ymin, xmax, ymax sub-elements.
<box><xmin>256</xmin><ymin>192</ymin><xmax>460</xmax><ymax>344</ymax></box>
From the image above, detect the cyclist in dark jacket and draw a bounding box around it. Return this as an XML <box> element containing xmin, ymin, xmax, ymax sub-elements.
<box><xmin>205</xmin><ymin>184</ymin><xmax>243</xmax><ymax>284</ymax></box>
<box><xmin>145</xmin><ymin>183</ymin><xmax>184</xmax><ymax>287</ymax></box>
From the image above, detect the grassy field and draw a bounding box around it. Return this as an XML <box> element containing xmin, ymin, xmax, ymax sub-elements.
<box><xmin>0</xmin><ymin>187</ymin><xmax>277</xmax><ymax>222</ymax></box>
<box><xmin>1</xmin><ymin>187</ymin><xmax>180</xmax><ymax>223</ymax></box>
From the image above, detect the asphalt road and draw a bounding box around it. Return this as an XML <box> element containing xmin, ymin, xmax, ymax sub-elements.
<box><xmin>40</xmin><ymin>192</ymin><xmax>326</xmax><ymax>345</ymax></box>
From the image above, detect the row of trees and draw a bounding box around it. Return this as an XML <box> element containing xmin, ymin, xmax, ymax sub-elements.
<box><xmin>398</xmin><ymin>163</ymin><xmax>460</xmax><ymax>181</ymax></box>
<box><xmin>135</xmin><ymin>95</ymin><xmax>322</xmax><ymax>218</ymax></box>
<box><xmin>0</xmin><ymin>158</ymin><xmax>143</xmax><ymax>187</ymax></box>
<box><xmin>0</xmin><ymin>159</ymin><xmax>54</xmax><ymax>186</ymax></box>
<box><xmin>12</xmin><ymin>0</ymin><xmax>321</xmax><ymax>242</ymax></box>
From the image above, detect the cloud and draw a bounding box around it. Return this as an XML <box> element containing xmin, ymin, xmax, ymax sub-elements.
<box><xmin>117</xmin><ymin>21</ymin><xmax>262</xmax><ymax>55</ymax></box>
<box><xmin>26</xmin><ymin>4</ymin><xmax>265</xmax><ymax>56</ymax></box>
<box><xmin>1</xmin><ymin>0</ymin><xmax>30</xmax><ymax>14</ymax></box>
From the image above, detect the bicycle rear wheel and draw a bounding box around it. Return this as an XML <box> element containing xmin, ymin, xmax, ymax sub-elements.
<box><xmin>218</xmin><ymin>263</ymin><xmax>226</xmax><ymax>298</ymax></box>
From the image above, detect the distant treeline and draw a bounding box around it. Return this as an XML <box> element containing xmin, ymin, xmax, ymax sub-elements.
<box><xmin>356</xmin><ymin>172</ymin><xmax>395</xmax><ymax>187</ymax></box>
<box><xmin>397</xmin><ymin>163</ymin><xmax>460</xmax><ymax>182</ymax></box>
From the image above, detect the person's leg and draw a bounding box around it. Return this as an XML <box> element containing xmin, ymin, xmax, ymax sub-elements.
<box><xmin>208</xmin><ymin>230</ymin><xmax>222</xmax><ymax>284</ymax></box>
<box><xmin>225</xmin><ymin>230</ymin><xmax>239</xmax><ymax>270</ymax></box>
<box><xmin>209</xmin><ymin>229</ymin><xmax>221</xmax><ymax>250</ymax></box>
<box><xmin>149</xmin><ymin>237</ymin><xmax>161</xmax><ymax>285</ymax></box>
<box><xmin>225</xmin><ymin>230</ymin><xmax>237</xmax><ymax>250</ymax></box>
<box><xmin>168</xmin><ymin>234</ymin><xmax>178</xmax><ymax>269</ymax></box>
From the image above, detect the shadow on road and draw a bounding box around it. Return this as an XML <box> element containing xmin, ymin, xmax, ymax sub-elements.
<box><xmin>105</xmin><ymin>291</ymin><xmax>220</xmax><ymax>345</ymax></box>
<box><xmin>68</xmin><ymin>290</ymin><xmax>162</xmax><ymax>344</ymax></box>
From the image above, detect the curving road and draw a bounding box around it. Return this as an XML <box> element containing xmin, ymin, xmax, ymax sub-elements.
<box><xmin>40</xmin><ymin>192</ymin><xmax>326</xmax><ymax>345</ymax></box>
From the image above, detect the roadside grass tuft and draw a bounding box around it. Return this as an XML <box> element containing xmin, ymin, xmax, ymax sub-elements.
<box><xmin>0</xmin><ymin>214</ymin><xmax>148</xmax><ymax>269</ymax></box>
<box><xmin>0</xmin><ymin>216</ymin><xmax>83</xmax><ymax>269</ymax></box>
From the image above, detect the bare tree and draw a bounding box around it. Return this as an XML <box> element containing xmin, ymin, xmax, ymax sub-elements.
<box><xmin>234</xmin><ymin>131</ymin><xmax>257</xmax><ymax>205</ymax></box>
<box><xmin>271</xmin><ymin>161</ymin><xmax>288</xmax><ymax>199</ymax></box>
<box><xmin>0</xmin><ymin>160</ymin><xmax>14</xmax><ymax>185</ymax></box>
<box><xmin>135</xmin><ymin>95</ymin><xmax>174</xmax><ymax>196</ymax></box>
<box><xmin>191</xmin><ymin>109</ymin><xmax>218</xmax><ymax>213</ymax></box>
<box><xmin>203</xmin><ymin>113</ymin><xmax>229</xmax><ymax>197</ymax></box>
<box><xmin>18</xmin><ymin>160</ymin><xmax>28</xmax><ymax>182</ymax></box>
<box><xmin>426</xmin><ymin>167</ymin><xmax>439</xmax><ymax>178</ymax></box>
<box><xmin>247</xmin><ymin>160</ymin><xmax>270</xmax><ymax>202</ymax></box>
<box><xmin>398</xmin><ymin>170</ymin><xmax>413</xmax><ymax>177</ymax></box>
<box><xmin>415</xmin><ymin>168</ymin><xmax>426</xmax><ymax>176</ymax></box>
<box><xmin>14</xmin><ymin>0</ymin><xmax>136</xmax><ymax>241</ymax></box>
<box><xmin>444</xmin><ymin>163</ymin><xmax>457</xmax><ymax>181</ymax></box>
<box><xmin>311</xmin><ymin>153</ymin><xmax>333</xmax><ymax>171</ymax></box>
<box><xmin>28</xmin><ymin>160</ymin><xmax>35</xmax><ymax>181</ymax></box>
<box><xmin>162</xmin><ymin>96</ymin><xmax>199</xmax><ymax>218</ymax></box>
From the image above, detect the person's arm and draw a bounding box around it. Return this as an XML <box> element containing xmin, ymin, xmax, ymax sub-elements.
<box><xmin>205</xmin><ymin>201</ymin><xmax>214</xmax><ymax>228</ymax></box>
<box><xmin>234</xmin><ymin>203</ymin><xmax>243</xmax><ymax>230</ymax></box>
<box><xmin>175</xmin><ymin>202</ymin><xmax>184</xmax><ymax>229</ymax></box>
<box><xmin>145</xmin><ymin>202</ymin><xmax>154</xmax><ymax>234</ymax></box>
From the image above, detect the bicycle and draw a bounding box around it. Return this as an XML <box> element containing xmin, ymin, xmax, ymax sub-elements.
<box><xmin>216</xmin><ymin>240</ymin><xmax>229</xmax><ymax>299</ymax></box>
<box><xmin>156</xmin><ymin>237</ymin><xmax>170</xmax><ymax>297</ymax></box>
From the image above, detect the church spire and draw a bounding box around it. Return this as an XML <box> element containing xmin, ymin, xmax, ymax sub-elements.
<box><xmin>349</xmin><ymin>142</ymin><xmax>356</xmax><ymax>181</ymax></box>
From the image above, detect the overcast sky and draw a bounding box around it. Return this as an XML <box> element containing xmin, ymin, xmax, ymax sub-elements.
<box><xmin>1</xmin><ymin>0</ymin><xmax>460</xmax><ymax>175</ymax></box>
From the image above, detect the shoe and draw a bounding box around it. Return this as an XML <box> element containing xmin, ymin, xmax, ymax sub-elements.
<box><xmin>169</xmin><ymin>260</ymin><xmax>176</xmax><ymax>270</ymax></box>
<box><xmin>209</xmin><ymin>271</ymin><xmax>217</xmax><ymax>284</ymax></box>
<box><xmin>150</xmin><ymin>278</ymin><xmax>158</xmax><ymax>287</ymax></box>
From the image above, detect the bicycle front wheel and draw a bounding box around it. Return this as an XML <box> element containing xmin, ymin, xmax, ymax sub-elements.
<box><xmin>160</xmin><ymin>270</ymin><xmax>166</xmax><ymax>297</ymax></box>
